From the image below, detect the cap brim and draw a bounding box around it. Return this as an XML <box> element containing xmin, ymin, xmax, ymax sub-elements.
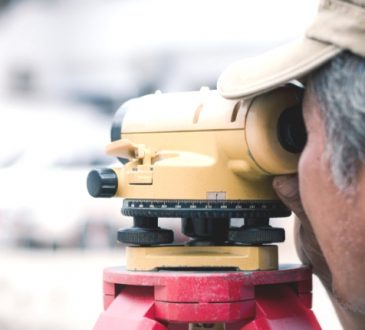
<box><xmin>217</xmin><ymin>38</ymin><xmax>342</xmax><ymax>99</ymax></box>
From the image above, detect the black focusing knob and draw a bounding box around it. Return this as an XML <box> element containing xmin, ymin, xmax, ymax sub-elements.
<box><xmin>87</xmin><ymin>168</ymin><xmax>118</xmax><ymax>198</ymax></box>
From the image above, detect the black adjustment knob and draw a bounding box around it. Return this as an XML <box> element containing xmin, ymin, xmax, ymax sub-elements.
<box><xmin>229</xmin><ymin>226</ymin><xmax>285</xmax><ymax>244</ymax></box>
<box><xmin>118</xmin><ymin>217</ymin><xmax>174</xmax><ymax>246</ymax></box>
<box><xmin>118</xmin><ymin>227</ymin><xmax>174</xmax><ymax>246</ymax></box>
<box><xmin>87</xmin><ymin>168</ymin><xmax>118</xmax><ymax>198</ymax></box>
<box><xmin>229</xmin><ymin>218</ymin><xmax>285</xmax><ymax>245</ymax></box>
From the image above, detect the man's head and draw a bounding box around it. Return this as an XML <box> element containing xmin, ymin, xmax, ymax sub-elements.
<box><xmin>217</xmin><ymin>0</ymin><xmax>365</xmax><ymax>314</ymax></box>
<box><xmin>309</xmin><ymin>51</ymin><xmax>365</xmax><ymax>192</ymax></box>
<box><xmin>300</xmin><ymin>51</ymin><xmax>365</xmax><ymax>313</ymax></box>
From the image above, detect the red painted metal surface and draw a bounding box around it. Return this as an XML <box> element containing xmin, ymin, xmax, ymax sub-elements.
<box><xmin>93</xmin><ymin>266</ymin><xmax>321</xmax><ymax>330</ymax></box>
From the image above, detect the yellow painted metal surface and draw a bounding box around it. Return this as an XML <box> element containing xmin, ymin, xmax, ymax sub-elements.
<box><xmin>107</xmin><ymin>86</ymin><xmax>302</xmax><ymax>201</ymax></box>
<box><xmin>126</xmin><ymin>245</ymin><xmax>278</xmax><ymax>271</ymax></box>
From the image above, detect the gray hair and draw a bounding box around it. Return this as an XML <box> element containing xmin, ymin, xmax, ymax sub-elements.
<box><xmin>309</xmin><ymin>51</ymin><xmax>365</xmax><ymax>192</ymax></box>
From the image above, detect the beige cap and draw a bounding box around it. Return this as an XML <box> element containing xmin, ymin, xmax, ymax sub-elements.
<box><xmin>218</xmin><ymin>0</ymin><xmax>365</xmax><ymax>99</ymax></box>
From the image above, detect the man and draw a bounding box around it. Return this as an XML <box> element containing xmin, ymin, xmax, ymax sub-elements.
<box><xmin>218</xmin><ymin>0</ymin><xmax>365</xmax><ymax>328</ymax></box>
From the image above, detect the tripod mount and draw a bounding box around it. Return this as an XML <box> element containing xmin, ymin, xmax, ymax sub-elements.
<box><xmin>116</xmin><ymin>198</ymin><xmax>288</xmax><ymax>271</ymax></box>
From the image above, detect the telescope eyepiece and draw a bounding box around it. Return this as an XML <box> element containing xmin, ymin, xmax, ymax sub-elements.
<box><xmin>277</xmin><ymin>106</ymin><xmax>307</xmax><ymax>154</ymax></box>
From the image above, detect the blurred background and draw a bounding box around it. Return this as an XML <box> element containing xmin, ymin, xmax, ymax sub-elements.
<box><xmin>0</xmin><ymin>0</ymin><xmax>341</xmax><ymax>329</ymax></box>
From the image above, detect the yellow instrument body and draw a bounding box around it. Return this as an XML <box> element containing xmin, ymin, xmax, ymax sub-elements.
<box><xmin>107</xmin><ymin>85</ymin><xmax>302</xmax><ymax>202</ymax></box>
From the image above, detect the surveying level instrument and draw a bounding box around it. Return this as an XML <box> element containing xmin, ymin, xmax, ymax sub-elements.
<box><xmin>87</xmin><ymin>84</ymin><xmax>321</xmax><ymax>329</ymax></box>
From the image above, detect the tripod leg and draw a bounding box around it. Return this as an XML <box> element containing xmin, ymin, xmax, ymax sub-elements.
<box><xmin>237</xmin><ymin>285</ymin><xmax>321</xmax><ymax>330</ymax></box>
<box><xmin>93</xmin><ymin>286</ymin><xmax>167</xmax><ymax>330</ymax></box>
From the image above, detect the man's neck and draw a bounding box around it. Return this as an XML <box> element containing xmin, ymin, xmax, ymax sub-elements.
<box><xmin>332</xmin><ymin>296</ymin><xmax>365</xmax><ymax>330</ymax></box>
